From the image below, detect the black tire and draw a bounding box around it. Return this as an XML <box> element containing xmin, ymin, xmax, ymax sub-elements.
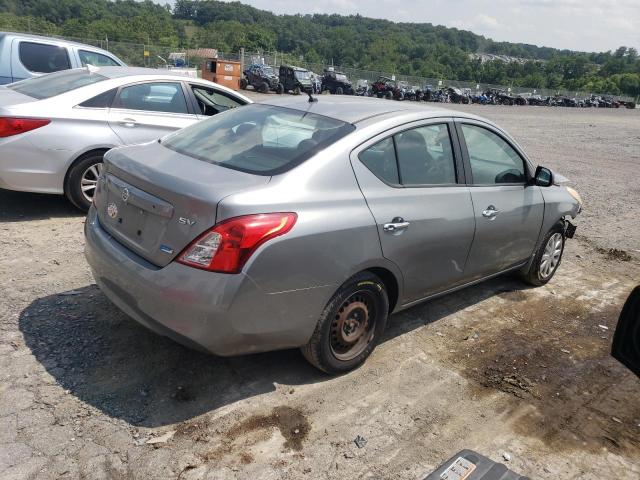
<box><xmin>240</xmin><ymin>78</ymin><xmax>248</xmax><ymax>90</ymax></box>
<box><xmin>519</xmin><ymin>222</ymin><xmax>565</xmax><ymax>286</ymax></box>
<box><xmin>64</xmin><ymin>151</ymin><xmax>105</xmax><ymax>212</ymax></box>
<box><xmin>258</xmin><ymin>82</ymin><xmax>269</xmax><ymax>94</ymax></box>
<box><xmin>276</xmin><ymin>83</ymin><xmax>284</xmax><ymax>95</ymax></box>
<box><xmin>385</xmin><ymin>91</ymin><xmax>393</xmax><ymax>100</ymax></box>
<box><xmin>301</xmin><ymin>271</ymin><xmax>389</xmax><ymax>374</ymax></box>
<box><xmin>336</xmin><ymin>86</ymin><xmax>344</xmax><ymax>95</ymax></box>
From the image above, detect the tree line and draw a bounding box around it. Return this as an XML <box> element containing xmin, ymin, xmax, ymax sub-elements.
<box><xmin>0</xmin><ymin>0</ymin><xmax>638</xmax><ymax>96</ymax></box>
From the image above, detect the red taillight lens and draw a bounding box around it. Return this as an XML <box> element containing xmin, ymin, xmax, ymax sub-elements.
<box><xmin>177</xmin><ymin>213</ymin><xmax>297</xmax><ymax>273</ymax></box>
<box><xmin>0</xmin><ymin>117</ymin><xmax>50</xmax><ymax>138</ymax></box>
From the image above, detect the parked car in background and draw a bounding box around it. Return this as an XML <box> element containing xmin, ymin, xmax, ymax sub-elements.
<box><xmin>0</xmin><ymin>32</ymin><xmax>125</xmax><ymax>85</ymax></box>
<box><xmin>84</xmin><ymin>96</ymin><xmax>582</xmax><ymax>374</ymax></box>
<box><xmin>0</xmin><ymin>67</ymin><xmax>250</xmax><ymax>210</ymax></box>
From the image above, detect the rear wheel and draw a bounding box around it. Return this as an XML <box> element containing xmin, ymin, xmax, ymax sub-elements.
<box><xmin>276</xmin><ymin>83</ymin><xmax>284</xmax><ymax>94</ymax></box>
<box><xmin>239</xmin><ymin>78</ymin><xmax>248</xmax><ymax>90</ymax></box>
<box><xmin>519</xmin><ymin>223</ymin><xmax>565</xmax><ymax>286</ymax></box>
<box><xmin>65</xmin><ymin>152</ymin><xmax>105</xmax><ymax>212</ymax></box>
<box><xmin>301</xmin><ymin>272</ymin><xmax>389</xmax><ymax>374</ymax></box>
<box><xmin>335</xmin><ymin>86</ymin><xmax>344</xmax><ymax>95</ymax></box>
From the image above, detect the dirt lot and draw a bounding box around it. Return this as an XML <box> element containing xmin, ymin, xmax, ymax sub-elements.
<box><xmin>1</xmin><ymin>98</ymin><xmax>639</xmax><ymax>480</ymax></box>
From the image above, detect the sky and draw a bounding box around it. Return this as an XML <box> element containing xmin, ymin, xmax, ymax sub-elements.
<box><xmin>160</xmin><ymin>0</ymin><xmax>640</xmax><ymax>53</ymax></box>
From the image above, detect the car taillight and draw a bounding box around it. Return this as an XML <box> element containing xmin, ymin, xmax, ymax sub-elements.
<box><xmin>177</xmin><ymin>213</ymin><xmax>297</xmax><ymax>273</ymax></box>
<box><xmin>0</xmin><ymin>117</ymin><xmax>50</xmax><ymax>138</ymax></box>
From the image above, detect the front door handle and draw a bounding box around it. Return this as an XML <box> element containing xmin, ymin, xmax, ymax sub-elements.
<box><xmin>383</xmin><ymin>217</ymin><xmax>410</xmax><ymax>233</ymax></box>
<box><xmin>482</xmin><ymin>205</ymin><xmax>500</xmax><ymax>219</ymax></box>
<box><xmin>120</xmin><ymin>118</ymin><xmax>137</xmax><ymax>128</ymax></box>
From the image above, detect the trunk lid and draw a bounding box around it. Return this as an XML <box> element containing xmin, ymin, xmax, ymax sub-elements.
<box><xmin>95</xmin><ymin>140</ymin><xmax>270</xmax><ymax>267</ymax></box>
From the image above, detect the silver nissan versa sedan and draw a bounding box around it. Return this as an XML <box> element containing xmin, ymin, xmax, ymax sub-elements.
<box><xmin>84</xmin><ymin>95</ymin><xmax>582</xmax><ymax>373</ymax></box>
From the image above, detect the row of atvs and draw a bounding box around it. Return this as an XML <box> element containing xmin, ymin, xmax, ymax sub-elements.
<box><xmin>241</xmin><ymin>66</ymin><xmax>635</xmax><ymax>109</ymax></box>
<box><xmin>354</xmin><ymin>79</ymin><xmax>636</xmax><ymax>109</ymax></box>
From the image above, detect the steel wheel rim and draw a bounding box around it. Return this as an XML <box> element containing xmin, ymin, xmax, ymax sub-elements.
<box><xmin>330</xmin><ymin>290</ymin><xmax>377</xmax><ymax>361</ymax></box>
<box><xmin>80</xmin><ymin>162</ymin><xmax>103</xmax><ymax>203</ymax></box>
<box><xmin>540</xmin><ymin>232</ymin><xmax>563</xmax><ymax>279</ymax></box>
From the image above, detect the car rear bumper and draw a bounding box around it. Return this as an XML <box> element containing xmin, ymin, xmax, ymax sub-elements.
<box><xmin>84</xmin><ymin>207</ymin><xmax>330</xmax><ymax>356</ymax></box>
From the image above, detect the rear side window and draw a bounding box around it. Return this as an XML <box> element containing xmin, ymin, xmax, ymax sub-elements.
<box><xmin>461</xmin><ymin>124</ymin><xmax>525</xmax><ymax>184</ymax></box>
<box><xmin>359</xmin><ymin>123</ymin><xmax>457</xmax><ymax>186</ymax></box>
<box><xmin>190</xmin><ymin>84</ymin><xmax>244</xmax><ymax>116</ymax></box>
<box><xmin>115</xmin><ymin>82</ymin><xmax>189</xmax><ymax>114</ymax></box>
<box><xmin>79</xmin><ymin>88</ymin><xmax>116</xmax><ymax>108</ymax></box>
<box><xmin>161</xmin><ymin>104</ymin><xmax>354</xmax><ymax>175</ymax></box>
<box><xmin>359</xmin><ymin>137</ymin><xmax>399</xmax><ymax>184</ymax></box>
<box><xmin>19</xmin><ymin>42</ymin><xmax>70</xmax><ymax>73</ymax></box>
<box><xmin>79</xmin><ymin>50</ymin><xmax>120</xmax><ymax>67</ymax></box>
<box><xmin>395</xmin><ymin>124</ymin><xmax>456</xmax><ymax>185</ymax></box>
<box><xmin>7</xmin><ymin>69</ymin><xmax>107</xmax><ymax>99</ymax></box>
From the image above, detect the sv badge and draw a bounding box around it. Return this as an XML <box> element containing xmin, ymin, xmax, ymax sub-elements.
<box><xmin>178</xmin><ymin>217</ymin><xmax>197</xmax><ymax>226</ymax></box>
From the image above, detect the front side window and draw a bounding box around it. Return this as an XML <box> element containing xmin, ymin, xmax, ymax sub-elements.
<box><xmin>115</xmin><ymin>82</ymin><xmax>188</xmax><ymax>114</ymax></box>
<box><xmin>79</xmin><ymin>50</ymin><xmax>120</xmax><ymax>67</ymax></box>
<box><xmin>161</xmin><ymin>104</ymin><xmax>354</xmax><ymax>175</ymax></box>
<box><xmin>7</xmin><ymin>69</ymin><xmax>107</xmax><ymax>99</ymax></box>
<box><xmin>461</xmin><ymin>124</ymin><xmax>526</xmax><ymax>184</ymax></box>
<box><xmin>18</xmin><ymin>42</ymin><xmax>70</xmax><ymax>73</ymax></box>
<box><xmin>191</xmin><ymin>85</ymin><xmax>244</xmax><ymax>116</ymax></box>
<box><xmin>359</xmin><ymin>123</ymin><xmax>457</xmax><ymax>186</ymax></box>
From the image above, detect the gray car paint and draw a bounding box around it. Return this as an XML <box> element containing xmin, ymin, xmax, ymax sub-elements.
<box><xmin>85</xmin><ymin>96</ymin><xmax>581</xmax><ymax>357</ymax></box>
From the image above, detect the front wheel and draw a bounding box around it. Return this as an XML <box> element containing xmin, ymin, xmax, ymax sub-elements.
<box><xmin>239</xmin><ymin>78</ymin><xmax>248</xmax><ymax>90</ymax></box>
<box><xmin>519</xmin><ymin>223</ymin><xmax>565</xmax><ymax>286</ymax></box>
<box><xmin>301</xmin><ymin>272</ymin><xmax>389</xmax><ymax>374</ymax></box>
<box><xmin>65</xmin><ymin>152</ymin><xmax>105</xmax><ymax>212</ymax></box>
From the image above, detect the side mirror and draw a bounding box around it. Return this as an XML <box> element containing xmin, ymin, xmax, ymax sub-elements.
<box><xmin>534</xmin><ymin>166</ymin><xmax>553</xmax><ymax>187</ymax></box>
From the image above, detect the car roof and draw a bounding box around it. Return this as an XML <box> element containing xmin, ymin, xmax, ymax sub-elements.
<box><xmin>92</xmin><ymin>66</ymin><xmax>199</xmax><ymax>79</ymax></box>
<box><xmin>0</xmin><ymin>31</ymin><xmax>112</xmax><ymax>52</ymax></box>
<box><xmin>259</xmin><ymin>95</ymin><xmax>484</xmax><ymax>124</ymax></box>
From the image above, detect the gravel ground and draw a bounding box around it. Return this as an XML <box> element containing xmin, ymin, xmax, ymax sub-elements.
<box><xmin>1</xmin><ymin>98</ymin><xmax>639</xmax><ymax>480</ymax></box>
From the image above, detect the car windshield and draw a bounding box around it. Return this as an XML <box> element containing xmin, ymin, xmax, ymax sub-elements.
<box><xmin>294</xmin><ymin>70</ymin><xmax>310</xmax><ymax>81</ymax></box>
<box><xmin>261</xmin><ymin>66</ymin><xmax>274</xmax><ymax>75</ymax></box>
<box><xmin>7</xmin><ymin>68</ymin><xmax>107</xmax><ymax>100</ymax></box>
<box><xmin>336</xmin><ymin>74</ymin><xmax>348</xmax><ymax>82</ymax></box>
<box><xmin>161</xmin><ymin>104</ymin><xmax>355</xmax><ymax>175</ymax></box>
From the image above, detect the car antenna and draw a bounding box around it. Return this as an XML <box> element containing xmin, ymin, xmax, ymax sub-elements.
<box><xmin>306</xmin><ymin>88</ymin><xmax>317</xmax><ymax>103</ymax></box>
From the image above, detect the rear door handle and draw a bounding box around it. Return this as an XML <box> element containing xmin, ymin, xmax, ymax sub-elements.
<box><xmin>383</xmin><ymin>217</ymin><xmax>410</xmax><ymax>233</ymax></box>
<box><xmin>120</xmin><ymin>118</ymin><xmax>137</xmax><ymax>128</ymax></box>
<box><xmin>482</xmin><ymin>205</ymin><xmax>500</xmax><ymax>219</ymax></box>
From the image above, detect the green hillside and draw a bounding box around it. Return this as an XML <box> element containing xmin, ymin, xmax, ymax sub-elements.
<box><xmin>0</xmin><ymin>0</ymin><xmax>638</xmax><ymax>96</ymax></box>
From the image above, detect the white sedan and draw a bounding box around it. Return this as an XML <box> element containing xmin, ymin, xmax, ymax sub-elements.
<box><xmin>0</xmin><ymin>66</ymin><xmax>251</xmax><ymax>210</ymax></box>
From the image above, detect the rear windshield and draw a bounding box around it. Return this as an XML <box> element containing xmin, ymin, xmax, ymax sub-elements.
<box><xmin>161</xmin><ymin>104</ymin><xmax>355</xmax><ymax>175</ymax></box>
<box><xmin>7</xmin><ymin>69</ymin><xmax>107</xmax><ymax>99</ymax></box>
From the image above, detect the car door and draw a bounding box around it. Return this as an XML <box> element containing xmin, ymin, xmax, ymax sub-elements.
<box><xmin>351</xmin><ymin>120</ymin><xmax>476</xmax><ymax>304</ymax></box>
<box><xmin>612</xmin><ymin>286</ymin><xmax>640</xmax><ymax>378</ymax></box>
<box><xmin>456</xmin><ymin>120</ymin><xmax>544</xmax><ymax>279</ymax></box>
<box><xmin>108</xmin><ymin>81</ymin><xmax>197</xmax><ymax>145</ymax></box>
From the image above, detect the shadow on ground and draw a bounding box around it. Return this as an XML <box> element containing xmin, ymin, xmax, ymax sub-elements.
<box><xmin>18</xmin><ymin>276</ymin><xmax>527</xmax><ymax>428</ymax></box>
<box><xmin>0</xmin><ymin>189</ymin><xmax>81</xmax><ymax>222</ymax></box>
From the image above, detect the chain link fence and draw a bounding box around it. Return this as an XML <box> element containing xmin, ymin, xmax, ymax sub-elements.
<box><xmin>1</xmin><ymin>27</ymin><xmax>634</xmax><ymax>102</ymax></box>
